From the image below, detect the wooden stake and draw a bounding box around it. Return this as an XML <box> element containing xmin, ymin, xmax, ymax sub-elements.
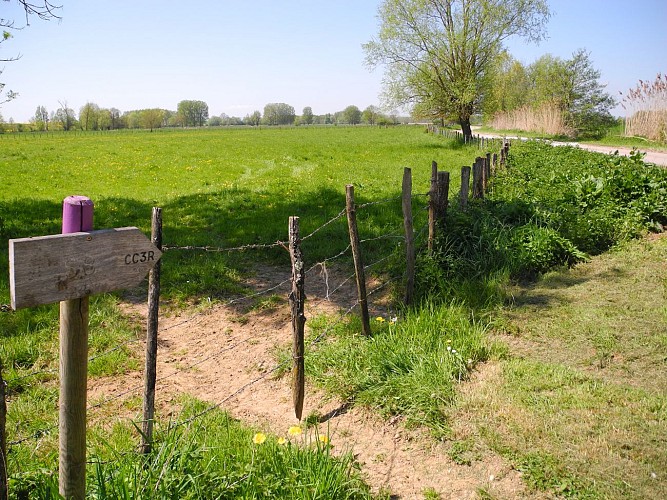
<box><xmin>402</xmin><ymin>168</ymin><xmax>415</xmax><ymax>305</ymax></box>
<box><xmin>428</xmin><ymin>161</ymin><xmax>438</xmax><ymax>253</ymax></box>
<box><xmin>288</xmin><ymin>216</ymin><xmax>306</xmax><ymax>420</ymax></box>
<box><xmin>142</xmin><ymin>207</ymin><xmax>162</xmax><ymax>454</ymax></box>
<box><xmin>0</xmin><ymin>360</ymin><xmax>7</xmax><ymax>500</ymax></box>
<box><xmin>345</xmin><ymin>185</ymin><xmax>371</xmax><ymax>336</ymax></box>
<box><xmin>485</xmin><ymin>153</ymin><xmax>492</xmax><ymax>182</ymax></box>
<box><xmin>460</xmin><ymin>166</ymin><xmax>471</xmax><ymax>211</ymax></box>
<box><xmin>436</xmin><ymin>171</ymin><xmax>450</xmax><ymax>226</ymax></box>
<box><xmin>472</xmin><ymin>158</ymin><xmax>484</xmax><ymax>199</ymax></box>
<box><xmin>59</xmin><ymin>195</ymin><xmax>93</xmax><ymax>500</ymax></box>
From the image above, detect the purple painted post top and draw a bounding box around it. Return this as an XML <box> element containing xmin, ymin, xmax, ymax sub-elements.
<box><xmin>62</xmin><ymin>195</ymin><xmax>94</xmax><ymax>234</ymax></box>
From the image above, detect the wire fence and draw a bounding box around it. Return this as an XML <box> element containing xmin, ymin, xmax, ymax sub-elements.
<box><xmin>5</xmin><ymin>183</ymin><xmax>436</xmax><ymax>450</ymax></box>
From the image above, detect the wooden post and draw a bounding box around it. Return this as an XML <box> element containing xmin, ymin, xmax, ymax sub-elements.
<box><xmin>492</xmin><ymin>153</ymin><xmax>498</xmax><ymax>176</ymax></box>
<box><xmin>402</xmin><ymin>168</ymin><xmax>415</xmax><ymax>305</ymax></box>
<box><xmin>436</xmin><ymin>171</ymin><xmax>450</xmax><ymax>226</ymax></box>
<box><xmin>288</xmin><ymin>217</ymin><xmax>306</xmax><ymax>420</ymax></box>
<box><xmin>0</xmin><ymin>360</ymin><xmax>7</xmax><ymax>500</ymax></box>
<box><xmin>472</xmin><ymin>158</ymin><xmax>484</xmax><ymax>199</ymax></box>
<box><xmin>486</xmin><ymin>153</ymin><xmax>492</xmax><ymax>181</ymax></box>
<box><xmin>480</xmin><ymin>156</ymin><xmax>488</xmax><ymax>194</ymax></box>
<box><xmin>60</xmin><ymin>195</ymin><xmax>93</xmax><ymax>500</ymax></box>
<box><xmin>345</xmin><ymin>185</ymin><xmax>372</xmax><ymax>336</ymax></box>
<box><xmin>460</xmin><ymin>166</ymin><xmax>471</xmax><ymax>211</ymax></box>
<box><xmin>141</xmin><ymin>207</ymin><xmax>162</xmax><ymax>454</ymax></box>
<box><xmin>428</xmin><ymin>161</ymin><xmax>438</xmax><ymax>253</ymax></box>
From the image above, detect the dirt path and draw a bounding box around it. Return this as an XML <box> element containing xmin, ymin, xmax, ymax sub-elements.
<box><xmin>475</xmin><ymin>131</ymin><xmax>667</xmax><ymax>166</ymax></box>
<box><xmin>90</xmin><ymin>265</ymin><xmax>529</xmax><ymax>499</ymax></box>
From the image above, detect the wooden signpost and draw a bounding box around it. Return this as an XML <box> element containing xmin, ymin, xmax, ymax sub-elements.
<box><xmin>8</xmin><ymin>196</ymin><xmax>161</xmax><ymax>500</ymax></box>
<box><xmin>10</xmin><ymin>227</ymin><xmax>162</xmax><ymax>309</ymax></box>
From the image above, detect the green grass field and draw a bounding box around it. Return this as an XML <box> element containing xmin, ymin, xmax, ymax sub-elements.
<box><xmin>1</xmin><ymin>126</ymin><xmax>484</xmax><ymax>498</ymax></box>
<box><xmin>2</xmin><ymin>126</ymin><xmax>666</xmax><ymax>498</ymax></box>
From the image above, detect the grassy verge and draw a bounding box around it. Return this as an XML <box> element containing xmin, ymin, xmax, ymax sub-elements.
<box><xmin>302</xmin><ymin>139</ymin><xmax>667</xmax><ymax>497</ymax></box>
<box><xmin>448</xmin><ymin>235</ymin><xmax>667</xmax><ymax>499</ymax></box>
<box><xmin>304</xmin><ymin>302</ymin><xmax>491</xmax><ymax>437</ymax></box>
<box><xmin>10</xmin><ymin>398</ymin><xmax>376</xmax><ymax>499</ymax></box>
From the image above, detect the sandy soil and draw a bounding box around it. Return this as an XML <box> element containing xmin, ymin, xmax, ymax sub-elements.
<box><xmin>89</xmin><ymin>264</ymin><xmax>528</xmax><ymax>499</ymax></box>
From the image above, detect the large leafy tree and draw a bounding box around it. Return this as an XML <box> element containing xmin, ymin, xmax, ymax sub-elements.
<box><xmin>364</xmin><ymin>0</ymin><xmax>550</xmax><ymax>139</ymax></box>
<box><xmin>341</xmin><ymin>105</ymin><xmax>362</xmax><ymax>125</ymax></box>
<box><xmin>177</xmin><ymin>100</ymin><xmax>209</xmax><ymax>127</ymax></box>
<box><xmin>263</xmin><ymin>103</ymin><xmax>295</xmax><ymax>125</ymax></box>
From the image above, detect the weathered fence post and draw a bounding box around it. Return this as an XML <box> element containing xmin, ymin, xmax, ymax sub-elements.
<box><xmin>472</xmin><ymin>158</ymin><xmax>484</xmax><ymax>199</ymax></box>
<box><xmin>460</xmin><ymin>166</ymin><xmax>471</xmax><ymax>211</ymax></box>
<box><xmin>0</xmin><ymin>359</ymin><xmax>7</xmax><ymax>500</ymax></box>
<box><xmin>436</xmin><ymin>171</ymin><xmax>450</xmax><ymax>226</ymax></box>
<box><xmin>288</xmin><ymin>216</ymin><xmax>306</xmax><ymax>420</ymax></box>
<box><xmin>428</xmin><ymin>161</ymin><xmax>438</xmax><ymax>253</ymax></box>
<box><xmin>141</xmin><ymin>207</ymin><xmax>162</xmax><ymax>454</ymax></box>
<box><xmin>485</xmin><ymin>153</ymin><xmax>492</xmax><ymax>182</ymax></box>
<box><xmin>60</xmin><ymin>196</ymin><xmax>94</xmax><ymax>500</ymax></box>
<box><xmin>492</xmin><ymin>153</ymin><xmax>498</xmax><ymax>176</ymax></box>
<box><xmin>345</xmin><ymin>185</ymin><xmax>372</xmax><ymax>336</ymax></box>
<box><xmin>402</xmin><ymin>168</ymin><xmax>415</xmax><ymax>305</ymax></box>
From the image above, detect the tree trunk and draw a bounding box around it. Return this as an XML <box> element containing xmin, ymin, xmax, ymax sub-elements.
<box><xmin>459</xmin><ymin>117</ymin><xmax>473</xmax><ymax>142</ymax></box>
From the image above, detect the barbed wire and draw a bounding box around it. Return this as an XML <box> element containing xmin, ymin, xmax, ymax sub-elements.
<box><xmin>166</xmin><ymin>298</ymin><xmax>361</xmax><ymax>432</ymax></box>
<box><xmin>5</xmin><ymin>192</ymin><xmax>419</xmax><ymax>447</ymax></box>
<box><xmin>301</xmin><ymin>208</ymin><xmax>347</xmax><ymax>241</ymax></box>
<box><xmin>8</xmin><ymin>336</ymin><xmax>145</xmax><ymax>387</ymax></box>
<box><xmin>356</xmin><ymin>195</ymin><xmax>402</xmax><ymax>209</ymax></box>
<box><xmin>162</xmin><ymin>240</ymin><xmax>287</xmax><ymax>253</ymax></box>
<box><xmin>88</xmin><ymin>335</ymin><xmax>252</xmax><ymax>411</ymax></box>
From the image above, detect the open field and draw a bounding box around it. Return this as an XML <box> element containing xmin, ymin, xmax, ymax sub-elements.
<box><xmin>2</xmin><ymin>126</ymin><xmax>667</xmax><ymax>498</ymax></box>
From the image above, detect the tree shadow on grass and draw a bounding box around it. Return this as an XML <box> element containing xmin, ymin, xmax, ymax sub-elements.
<box><xmin>0</xmin><ymin>184</ymin><xmax>411</xmax><ymax>332</ymax></box>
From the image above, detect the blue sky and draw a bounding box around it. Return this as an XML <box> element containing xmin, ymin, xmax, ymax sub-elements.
<box><xmin>1</xmin><ymin>0</ymin><xmax>665</xmax><ymax>122</ymax></box>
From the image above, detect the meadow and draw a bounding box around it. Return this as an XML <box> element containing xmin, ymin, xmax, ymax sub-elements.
<box><xmin>2</xmin><ymin>126</ymin><xmax>667</xmax><ymax>498</ymax></box>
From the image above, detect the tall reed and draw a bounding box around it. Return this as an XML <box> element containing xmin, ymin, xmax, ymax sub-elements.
<box><xmin>622</xmin><ymin>73</ymin><xmax>667</xmax><ymax>143</ymax></box>
<box><xmin>490</xmin><ymin>102</ymin><xmax>572</xmax><ymax>137</ymax></box>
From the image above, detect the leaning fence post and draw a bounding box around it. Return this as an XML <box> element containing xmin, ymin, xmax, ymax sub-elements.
<box><xmin>60</xmin><ymin>196</ymin><xmax>93</xmax><ymax>500</ymax></box>
<box><xmin>345</xmin><ymin>185</ymin><xmax>372</xmax><ymax>336</ymax></box>
<box><xmin>428</xmin><ymin>161</ymin><xmax>438</xmax><ymax>253</ymax></box>
<box><xmin>0</xmin><ymin>359</ymin><xmax>7</xmax><ymax>500</ymax></box>
<box><xmin>402</xmin><ymin>168</ymin><xmax>415</xmax><ymax>305</ymax></box>
<box><xmin>288</xmin><ymin>216</ymin><xmax>306</xmax><ymax>420</ymax></box>
<box><xmin>141</xmin><ymin>207</ymin><xmax>162</xmax><ymax>454</ymax></box>
<box><xmin>460</xmin><ymin>166</ymin><xmax>471</xmax><ymax>210</ymax></box>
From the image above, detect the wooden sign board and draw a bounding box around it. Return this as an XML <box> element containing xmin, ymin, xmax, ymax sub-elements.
<box><xmin>9</xmin><ymin>227</ymin><xmax>162</xmax><ymax>309</ymax></box>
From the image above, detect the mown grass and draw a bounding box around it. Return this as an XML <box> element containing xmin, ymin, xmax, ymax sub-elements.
<box><xmin>448</xmin><ymin>235</ymin><xmax>667</xmax><ymax>499</ymax></box>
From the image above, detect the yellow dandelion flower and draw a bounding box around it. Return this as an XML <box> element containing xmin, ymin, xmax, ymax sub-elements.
<box><xmin>277</xmin><ymin>437</ymin><xmax>287</xmax><ymax>445</ymax></box>
<box><xmin>253</xmin><ymin>432</ymin><xmax>267</xmax><ymax>445</ymax></box>
<box><xmin>376</xmin><ymin>316</ymin><xmax>385</xmax><ymax>323</ymax></box>
<box><xmin>288</xmin><ymin>426</ymin><xmax>303</xmax><ymax>436</ymax></box>
<box><xmin>319</xmin><ymin>435</ymin><xmax>329</xmax><ymax>444</ymax></box>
